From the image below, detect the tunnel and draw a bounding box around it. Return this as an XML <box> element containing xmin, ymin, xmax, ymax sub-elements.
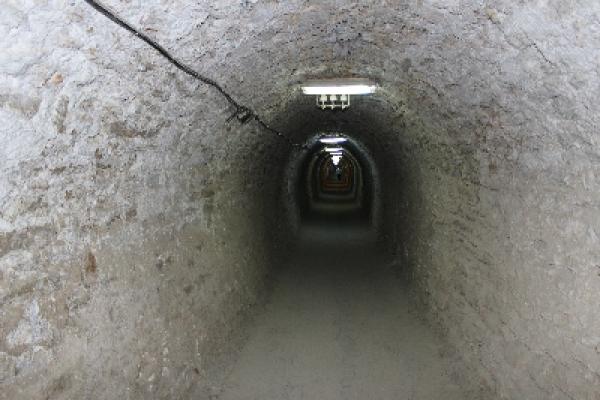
<box><xmin>1</xmin><ymin>1</ymin><xmax>599</xmax><ymax>399</ymax></box>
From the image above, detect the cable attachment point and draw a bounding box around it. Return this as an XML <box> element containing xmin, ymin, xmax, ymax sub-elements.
<box><xmin>84</xmin><ymin>0</ymin><xmax>300</xmax><ymax>146</ymax></box>
<box><xmin>235</xmin><ymin>106</ymin><xmax>254</xmax><ymax>124</ymax></box>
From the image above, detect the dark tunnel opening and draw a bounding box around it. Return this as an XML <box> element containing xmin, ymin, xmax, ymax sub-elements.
<box><xmin>201</xmin><ymin>94</ymin><xmax>484</xmax><ymax>399</ymax></box>
<box><xmin>274</xmin><ymin>94</ymin><xmax>410</xmax><ymax>257</ymax></box>
<box><xmin>296</xmin><ymin>134</ymin><xmax>375</xmax><ymax>228</ymax></box>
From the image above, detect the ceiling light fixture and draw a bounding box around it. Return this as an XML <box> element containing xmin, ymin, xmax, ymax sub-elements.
<box><xmin>301</xmin><ymin>78</ymin><xmax>377</xmax><ymax>110</ymax></box>
<box><xmin>324</xmin><ymin>147</ymin><xmax>344</xmax><ymax>153</ymax></box>
<box><xmin>319</xmin><ymin>137</ymin><xmax>348</xmax><ymax>144</ymax></box>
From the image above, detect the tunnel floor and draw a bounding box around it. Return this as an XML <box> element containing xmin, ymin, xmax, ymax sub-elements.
<box><xmin>210</xmin><ymin>217</ymin><xmax>475</xmax><ymax>399</ymax></box>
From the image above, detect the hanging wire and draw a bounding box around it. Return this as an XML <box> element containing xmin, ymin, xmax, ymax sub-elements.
<box><xmin>83</xmin><ymin>0</ymin><xmax>301</xmax><ymax>147</ymax></box>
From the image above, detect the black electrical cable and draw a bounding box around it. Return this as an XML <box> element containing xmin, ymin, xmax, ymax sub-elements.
<box><xmin>83</xmin><ymin>0</ymin><xmax>302</xmax><ymax>147</ymax></box>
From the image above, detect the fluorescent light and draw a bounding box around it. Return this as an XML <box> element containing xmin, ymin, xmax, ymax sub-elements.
<box><xmin>301</xmin><ymin>78</ymin><xmax>377</xmax><ymax>95</ymax></box>
<box><xmin>324</xmin><ymin>147</ymin><xmax>343</xmax><ymax>153</ymax></box>
<box><xmin>302</xmin><ymin>85</ymin><xmax>376</xmax><ymax>95</ymax></box>
<box><xmin>319</xmin><ymin>137</ymin><xmax>348</xmax><ymax>144</ymax></box>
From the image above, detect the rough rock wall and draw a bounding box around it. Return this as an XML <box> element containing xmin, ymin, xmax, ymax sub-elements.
<box><xmin>2</xmin><ymin>0</ymin><xmax>600</xmax><ymax>399</ymax></box>
<box><xmin>385</xmin><ymin>2</ymin><xmax>600</xmax><ymax>399</ymax></box>
<box><xmin>0</xmin><ymin>2</ymin><xmax>288</xmax><ymax>399</ymax></box>
<box><xmin>265</xmin><ymin>1</ymin><xmax>600</xmax><ymax>397</ymax></box>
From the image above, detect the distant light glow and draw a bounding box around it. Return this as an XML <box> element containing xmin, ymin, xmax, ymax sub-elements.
<box><xmin>324</xmin><ymin>147</ymin><xmax>344</xmax><ymax>153</ymax></box>
<box><xmin>319</xmin><ymin>137</ymin><xmax>348</xmax><ymax>144</ymax></box>
<box><xmin>332</xmin><ymin>155</ymin><xmax>342</xmax><ymax>165</ymax></box>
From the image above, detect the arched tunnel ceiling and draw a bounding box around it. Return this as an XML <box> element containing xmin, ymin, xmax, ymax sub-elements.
<box><xmin>7</xmin><ymin>0</ymin><xmax>597</xmax><ymax>161</ymax></box>
<box><xmin>2</xmin><ymin>1</ymin><xmax>600</xmax><ymax>399</ymax></box>
<box><xmin>75</xmin><ymin>0</ymin><xmax>599</xmax><ymax>153</ymax></box>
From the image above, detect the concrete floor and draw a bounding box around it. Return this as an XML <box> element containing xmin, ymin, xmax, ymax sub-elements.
<box><xmin>213</xmin><ymin>217</ymin><xmax>476</xmax><ymax>400</ymax></box>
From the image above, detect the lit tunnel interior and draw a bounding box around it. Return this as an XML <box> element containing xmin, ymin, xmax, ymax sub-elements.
<box><xmin>293</xmin><ymin>135</ymin><xmax>374</xmax><ymax>225</ymax></box>
<box><xmin>1</xmin><ymin>1</ymin><xmax>600</xmax><ymax>399</ymax></box>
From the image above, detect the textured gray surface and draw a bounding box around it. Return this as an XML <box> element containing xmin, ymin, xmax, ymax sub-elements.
<box><xmin>1</xmin><ymin>0</ymin><xmax>600</xmax><ymax>399</ymax></box>
<box><xmin>215</xmin><ymin>221</ymin><xmax>487</xmax><ymax>400</ymax></box>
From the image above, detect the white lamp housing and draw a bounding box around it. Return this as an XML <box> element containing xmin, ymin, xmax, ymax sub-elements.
<box><xmin>301</xmin><ymin>78</ymin><xmax>377</xmax><ymax>110</ymax></box>
<box><xmin>319</xmin><ymin>137</ymin><xmax>348</xmax><ymax>144</ymax></box>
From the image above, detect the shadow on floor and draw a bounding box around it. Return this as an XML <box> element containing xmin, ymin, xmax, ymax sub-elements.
<box><xmin>209</xmin><ymin>211</ymin><xmax>481</xmax><ymax>400</ymax></box>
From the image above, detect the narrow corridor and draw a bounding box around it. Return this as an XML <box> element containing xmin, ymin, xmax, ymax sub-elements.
<box><xmin>214</xmin><ymin>217</ymin><xmax>478</xmax><ymax>400</ymax></box>
<box><xmin>3</xmin><ymin>2</ymin><xmax>600</xmax><ymax>399</ymax></box>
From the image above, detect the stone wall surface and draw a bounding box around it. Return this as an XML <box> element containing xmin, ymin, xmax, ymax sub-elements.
<box><xmin>0</xmin><ymin>1</ymin><xmax>289</xmax><ymax>398</ymax></box>
<box><xmin>1</xmin><ymin>0</ymin><xmax>599</xmax><ymax>399</ymax></box>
